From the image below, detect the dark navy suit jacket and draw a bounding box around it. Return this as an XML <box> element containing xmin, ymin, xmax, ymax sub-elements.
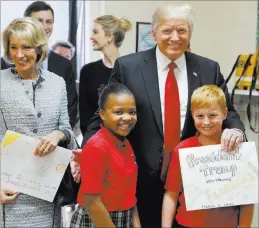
<box><xmin>83</xmin><ymin>48</ymin><xmax>245</xmax><ymax>176</ymax></box>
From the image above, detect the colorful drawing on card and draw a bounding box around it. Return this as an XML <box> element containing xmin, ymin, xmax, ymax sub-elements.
<box><xmin>1</xmin><ymin>130</ymin><xmax>72</xmax><ymax>202</ymax></box>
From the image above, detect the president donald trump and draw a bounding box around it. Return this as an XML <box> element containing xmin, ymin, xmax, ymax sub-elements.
<box><xmin>83</xmin><ymin>3</ymin><xmax>245</xmax><ymax>227</ymax></box>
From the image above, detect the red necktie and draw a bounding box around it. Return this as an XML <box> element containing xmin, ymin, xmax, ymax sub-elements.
<box><xmin>161</xmin><ymin>62</ymin><xmax>180</xmax><ymax>180</ymax></box>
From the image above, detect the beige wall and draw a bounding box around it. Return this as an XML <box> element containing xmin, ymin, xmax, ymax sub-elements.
<box><xmin>89</xmin><ymin>1</ymin><xmax>258</xmax><ymax>226</ymax></box>
<box><xmin>0</xmin><ymin>1</ymin><xmax>70</xmax><ymax>53</ymax></box>
<box><xmin>102</xmin><ymin>1</ymin><xmax>257</xmax><ymax>89</ymax></box>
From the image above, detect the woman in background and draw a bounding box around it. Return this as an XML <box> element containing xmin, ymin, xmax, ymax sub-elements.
<box><xmin>79</xmin><ymin>15</ymin><xmax>131</xmax><ymax>136</ymax></box>
<box><xmin>0</xmin><ymin>17</ymin><xmax>76</xmax><ymax>227</ymax></box>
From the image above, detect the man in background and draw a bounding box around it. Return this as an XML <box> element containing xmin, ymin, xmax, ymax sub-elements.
<box><xmin>1</xmin><ymin>1</ymin><xmax>78</xmax><ymax>129</ymax></box>
<box><xmin>51</xmin><ymin>40</ymin><xmax>82</xmax><ymax>146</ymax></box>
<box><xmin>51</xmin><ymin>40</ymin><xmax>75</xmax><ymax>60</ymax></box>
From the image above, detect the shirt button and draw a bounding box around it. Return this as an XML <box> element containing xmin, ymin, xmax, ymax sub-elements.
<box><xmin>37</xmin><ymin>112</ymin><xmax>42</xmax><ymax>118</ymax></box>
<box><xmin>33</xmin><ymin>129</ymin><xmax>38</xmax><ymax>134</ymax></box>
<box><xmin>25</xmin><ymin>91</ymin><xmax>29</xmax><ymax>94</ymax></box>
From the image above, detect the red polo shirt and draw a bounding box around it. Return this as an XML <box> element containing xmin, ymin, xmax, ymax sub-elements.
<box><xmin>77</xmin><ymin>126</ymin><xmax>138</xmax><ymax>211</ymax></box>
<box><xmin>165</xmin><ymin>136</ymin><xmax>239</xmax><ymax>227</ymax></box>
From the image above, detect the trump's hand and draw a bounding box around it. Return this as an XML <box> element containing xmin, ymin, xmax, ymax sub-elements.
<box><xmin>221</xmin><ymin>128</ymin><xmax>244</xmax><ymax>152</ymax></box>
<box><xmin>72</xmin><ymin>149</ymin><xmax>82</xmax><ymax>163</ymax></box>
<box><xmin>70</xmin><ymin>149</ymin><xmax>82</xmax><ymax>183</ymax></box>
<box><xmin>0</xmin><ymin>189</ymin><xmax>19</xmax><ymax>204</ymax></box>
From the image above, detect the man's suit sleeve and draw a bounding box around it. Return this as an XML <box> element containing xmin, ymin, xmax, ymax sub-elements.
<box><xmin>109</xmin><ymin>59</ymin><xmax>123</xmax><ymax>83</ymax></box>
<box><xmin>64</xmin><ymin>61</ymin><xmax>78</xmax><ymax>129</ymax></box>
<box><xmin>81</xmin><ymin>60</ymin><xmax>122</xmax><ymax>147</ymax></box>
<box><xmin>79</xmin><ymin>66</ymin><xmax>97</xmax><ymax>136</ymax></box>
<box><xmin>1</xmin><ymin>57</ymin><xmax>9</xmax><ymax>70</ymax></box>
<box><xmin>81</xmin><ymin>110</ymin><xmax>101</xmax><ymax>147</ymax></box>
<box><xmin>215</xmin><ymin>63</ymin><xmax>245</xmax><ymax>133</ymax></box>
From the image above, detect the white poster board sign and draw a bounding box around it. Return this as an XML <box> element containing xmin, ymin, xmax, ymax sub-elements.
<box><xmin>179</xmin><ymin>142</ymin><xmax>258</xmax><ymax>211</ymax></box>
<box><xmin>1</xmin><ymin>130</ymin><xmax>72</xmax><ymax>202</ymax></box>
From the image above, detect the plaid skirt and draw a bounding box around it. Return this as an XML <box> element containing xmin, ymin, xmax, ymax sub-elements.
<box><xmin>70</xmin><ymin>205</ymin><xmax>134</xmax><ymax>228</ymax></box>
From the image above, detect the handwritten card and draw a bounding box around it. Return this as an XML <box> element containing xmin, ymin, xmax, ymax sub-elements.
<box><xmin>1</xmin><ymin>130</ymin><xmax>72</xmax><ymax>202</ymax></box>
<box><xmin>179</xmin><ymin>142</ymin><xmax>258</xmax><ymax>211</ymax></box>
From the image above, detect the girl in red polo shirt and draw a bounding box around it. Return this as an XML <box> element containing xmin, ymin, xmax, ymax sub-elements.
<box><xmin>70</xmin><ymin>83</ymin><xmax>140</xmax><ymax>228</ymax></box>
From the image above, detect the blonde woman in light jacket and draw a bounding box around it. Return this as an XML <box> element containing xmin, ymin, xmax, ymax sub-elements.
<box><xmin>0</xmin><ymin>17</ymin><xmax>77</xmax><ymax>227</ymax></box>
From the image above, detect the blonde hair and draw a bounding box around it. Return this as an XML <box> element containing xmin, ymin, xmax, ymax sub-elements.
<box><xmin>152</xmin><ymin>3</ymin><xmax>194</xmax><ymax>34</ymax></box>
<box><xmin>2</xmin><ymin>17</ymin><xmax>48</xmax><ymax>65</ymax></box>
<box><xmin>191</xmin><ymin>85</ymin><xmax>226</xmax><ymax>111</ymax></box>
<box><xmin>95</xmin><ymin>15</ymin><xmax>131</xmax><ymax>47</ymax></box>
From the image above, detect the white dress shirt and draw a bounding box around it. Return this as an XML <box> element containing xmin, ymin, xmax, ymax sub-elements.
<box><xmin>156</xmin><ymin>46</ymin><xmax>188</xmax><ymax>133</ymax></box>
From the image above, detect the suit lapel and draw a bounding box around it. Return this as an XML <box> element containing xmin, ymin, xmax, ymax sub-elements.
<box><xmin>139</xmin><ymin>50</ymin><xmax>202</xmax><ymax>138</ymax></box>
<box><xmin>140</xmin><ymin>48</ymin><xmax>163</xmax><ymax>136</ymax></box>
<box><xmin>186</xmin><ymin>52</ymin><xmax>201</xmax><ymax>100</ymax></box>
<box><xmin>182</xmin><ymin>51</ymin><xmax>201</xmax><ymax>136</ymax></box>
<box><xmin>47</xmin><ymin>50</ymin><xmax>54</xmax><ymax>71</ymax></box>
